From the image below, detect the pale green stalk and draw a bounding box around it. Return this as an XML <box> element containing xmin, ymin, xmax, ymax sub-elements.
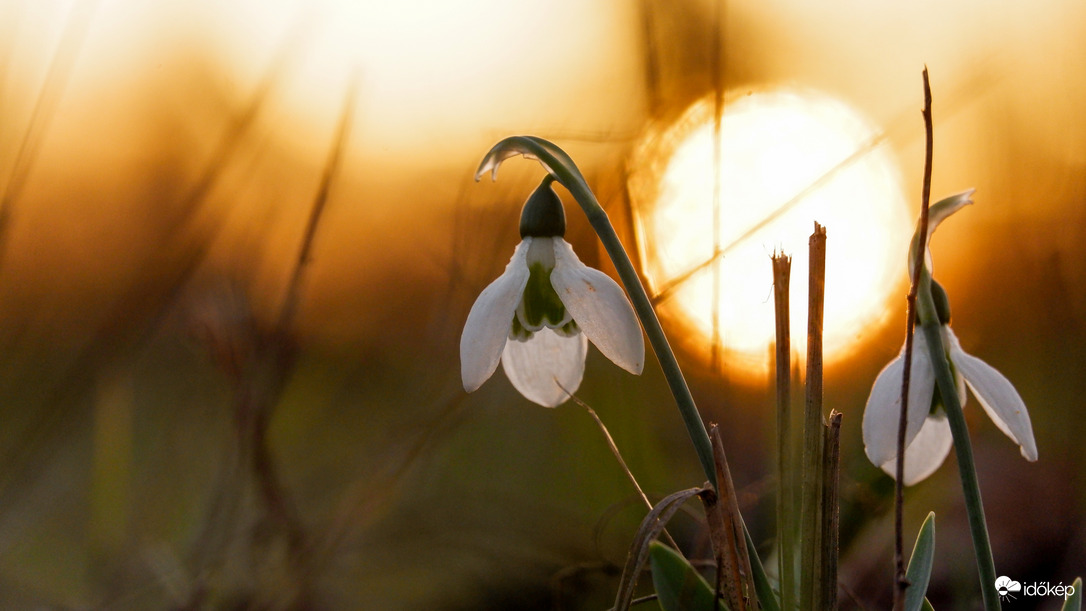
<box><xmin>916</xmin><ymin>271</ymin><xmax>1000</xmax><ymax>611</ymax></box>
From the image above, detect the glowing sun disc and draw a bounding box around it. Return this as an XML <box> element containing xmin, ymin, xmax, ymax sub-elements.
<box><xmin>632</xmin><ymin>90</ymin><xmax>911</xmax><ymax>372</ymax></box>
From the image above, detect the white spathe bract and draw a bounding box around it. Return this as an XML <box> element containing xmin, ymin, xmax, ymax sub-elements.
<box><xmin>909</xmin><ymin>190</ymin><xmax>974</xmax><ymax>278</ymax></box>
<box><xmin>862</xmin><ymin>326</ymin><xmax>1037</xmax><ymax>485</ymax></box>
<box><xmin>460</xmin><ymin>236</ymin><xmax>644</xmax><ymax>407</ymax></box>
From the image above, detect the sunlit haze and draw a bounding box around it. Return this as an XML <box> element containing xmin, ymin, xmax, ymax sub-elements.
<box><xmin>634</xmin><ymin>91</ymin><xmax>912</xmax><ymax>373</ymax></box>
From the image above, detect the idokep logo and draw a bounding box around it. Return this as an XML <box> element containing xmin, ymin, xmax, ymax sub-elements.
<box><xmin>995</xmin><ymin>576</ymin><xmax>1022</xmax><ymax>601</ymax></box>
<box><xmin>996</xmin><ymin>575</ymin><xmax>1076</xmax><ymax>602</ymax></box>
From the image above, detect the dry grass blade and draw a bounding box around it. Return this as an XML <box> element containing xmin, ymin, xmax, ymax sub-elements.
<box><xmin>703</xmin><ymin>424</ymin><xmax>755</xmax><ymax>611</ymax></box>
<box><xmin>612</xmin><ymin>487</ymin><xmax>707</xmax><ymax>611</ymax></box>
<box><xmin>800</xmin><ymin>222</ymin><xmax>827</xmax><ymax>610</ymax></box>
<box><xmin>821</xmin><ymin>410</ymin><xmax>843</xmax><ymax>609</ymax></box>
<box><xmin>771</xmin><ymin>251</ymin><xmax>795</xmax><ymax>611</ymax></box>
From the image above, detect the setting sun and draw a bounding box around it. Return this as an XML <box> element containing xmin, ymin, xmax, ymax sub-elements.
<box><xmin>632</xmin><ymin>90</ymin><xmax>912</xmax><ymax>372</ymax></box>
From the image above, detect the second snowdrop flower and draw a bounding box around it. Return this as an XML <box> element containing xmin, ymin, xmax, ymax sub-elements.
<box><xmin>862</xmin><ymin>191</ymin><xmax>1037</xmax><ymax>484</ymax></box>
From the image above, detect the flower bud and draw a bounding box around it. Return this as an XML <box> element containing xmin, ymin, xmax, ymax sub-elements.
<box><xmin>931</xmin><ymin>278</ymin><xmax>952</xmax><ymax>325</ymax></box>
<box><xmin>519</xmin><ymin>178</ymin><xmax>566</xmax><ymax>238</ymax></box>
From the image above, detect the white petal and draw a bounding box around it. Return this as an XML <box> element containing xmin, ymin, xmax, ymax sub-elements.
<box><xmin>549</xmin><ymin>239</ymin><xmax>644</xmax><ymax>375</ymax></box>
<box><xmin>879</xmin><ymin>413</ymin><xmax>954</xmax><ymax>485</ymax></box>
<box><xmin>501</xmin><ymin>327</ymin><xmax>587</xmax><ymax>407</ymax></box>
<box><xmin>947</xmin><ymin>331</ymin><xmax>1038</xmax><ymax>461</ymax></box>
<box><xmin>862</xmin><ymin>334</ymin><xmax>936</xmax><ymax>468</ymax></box>
<box><xmin>460</xmin><ymin>240</ymin><xmax>531</xmax><ymax>392</ymax></box>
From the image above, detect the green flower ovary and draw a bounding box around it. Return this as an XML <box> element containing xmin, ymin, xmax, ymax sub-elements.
<box><xmin>510</xmin><ymin>262</ymin><xmax>577</xmax><ymax>340</ymax></box>
<box><xmin>929</xmin><ymin>348</ymin><xmax>960</xmax><ymax>416</ymax></box>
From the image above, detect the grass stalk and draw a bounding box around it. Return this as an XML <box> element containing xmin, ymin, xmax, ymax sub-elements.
<box><xmin>799</xmin><ymin>223</ymin><xmax>827</xmax><ymax>610</ymax></box>
<box><xmin>771</xmin><ymin>252</ymin><xmax>796</xmax><ymax>611</ymax></box>
<box><xmin>820</xmin><ymin>411</ymin><xmax>842</xmax><ymax>609</ymax></box>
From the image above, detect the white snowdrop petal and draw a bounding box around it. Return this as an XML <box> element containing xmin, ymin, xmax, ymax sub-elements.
<box><xmin>549</xmin><ymin>240</ymin><xmax>644</xmax><ymax>375</ymax></box>
<box><xmin>879</xmin><ymin>413</ymin><xmax>954</xmax><ymax>485</ymax></box>
<box><xmin>460</xmin><ymin>241</ymin><xmax>531</xmax><ymax>392</ymax></box>
<box><xmin>948</xmin><ymin>332</ymin><xmax>1038</xmax><ymax>461</ymax></box>
<box><xmin>862</xmin><ymin>334</ymin><xmax>936</xmax><ymax>468</ymax></box>
<box><xmin>501</xmin><ymin>328</ymin><xmax>587</xmax><ymax>407</ymax></box>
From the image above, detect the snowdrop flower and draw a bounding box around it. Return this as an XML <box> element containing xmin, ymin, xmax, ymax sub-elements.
<box><xmin>862</xmin><ymin>191</ymin><xmax>1037</xmax><ymax>484</ymax></box>
<box><xmin>862</xmin><ymin>320</ymin><xmax>1038</xmax><ymax>484</ymax></box>
<box><xmin>460</xmin><ymin>179</ymin><xmax>644</xmax><ymax>407</ymax></box>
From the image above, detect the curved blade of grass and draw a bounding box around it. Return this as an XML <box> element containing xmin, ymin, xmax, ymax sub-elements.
<box><xmin>921</xmin><ymin>597</ymin><xmax>935</xmax><ymax>611</ymax></box>
<box><xmin>1062</xmin><ymin>578</ymin><xmax>1082</xmax><ymax>611</ymax></box>
<box><xmin>650</xmin><ymin>541</ymin><xmax>726</xmax><ymax>611</ymax></box>
<box><xmin>613</xmin><ymin>487</ymin><xmax>707</xmax><ymax>611</ymax></box>
<box><xmin>904</xmin><ymin>512</ymin><xmax>936</xmax><ymax>611</ymax></box>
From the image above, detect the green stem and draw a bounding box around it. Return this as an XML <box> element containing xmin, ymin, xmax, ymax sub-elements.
<box><xmin>917</xmin><ymin>281</ymin><xmax>1000</xmax><ymax>611</ymax></box>
<box><xmin>579</xmin><ymin>194</ymin><xmax>718</xmax><ymax>489</ymax></box>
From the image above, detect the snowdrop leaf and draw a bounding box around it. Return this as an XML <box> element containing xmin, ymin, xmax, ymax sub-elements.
<box><xmin>904</xmin><ymin>512</ymin><xmax>936</xmax><ymax>611</ymax></box>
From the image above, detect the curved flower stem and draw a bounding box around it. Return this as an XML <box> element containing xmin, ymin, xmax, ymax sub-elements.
<box><xmin>478</xmin><ymin>137</ymin><xmax>783</xmax><ymax>609</ymax></box>
<box><xmin>917</xmin><ymin>282</ymin><xmax>1000</xmax><ymax>611</ymax></box>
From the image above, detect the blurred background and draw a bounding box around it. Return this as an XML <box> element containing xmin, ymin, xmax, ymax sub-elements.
<box><xmin>0</xmin><ymin>0</ymin><xmax>1082</xmax><ymax>608</ymax></box>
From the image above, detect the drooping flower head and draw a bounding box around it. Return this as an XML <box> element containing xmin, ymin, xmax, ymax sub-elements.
<box><xmin>460</xmin><ymin>178</ymin><xmax>644</xmax><ymax>407</ymax></box>
<box><xmin>862</xmin><ymin>191</ymin><xmax>1037</xmax><ymax>484</ymax></box>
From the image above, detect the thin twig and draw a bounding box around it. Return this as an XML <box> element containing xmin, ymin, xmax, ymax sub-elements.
<box><xmin>709</xmin><ymin>0</ymin><xmax>725</xmax><ymax>371</ymax></box>
<box><xmin>564</xmin><ymin>391</ymin><xmax>680</xmax><ymax>551</ymax></box>
<box><xmin>636</xmin><ymin>0</ymin><xmax>660</xmax><ymax>116</ymax></box>
<box><xmin>894</xmin><ymin>66</ymin><xmax>933</xmax><ymax>611</ymax></box>
<box><xmin>236</xmin><ymin>79</ymin><xmax>357</xmax><ymax>604</ymax></box>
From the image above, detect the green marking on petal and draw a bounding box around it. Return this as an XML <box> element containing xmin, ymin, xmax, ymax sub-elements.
<box><xmin>509</xmin><ymin>313</ymin><xmax>531</xmax><ymax>341</ymax></box>
<box><xmin>518</xmin><ymin>262</ymin><xmax>571</xmax><ymax>330</ymax></box>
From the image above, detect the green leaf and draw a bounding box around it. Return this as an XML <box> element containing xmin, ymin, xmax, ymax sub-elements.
<box><xmin>1061</xmin><ymin>577</ymin><xmax>1082</xmax><ymax>611</ymax></box>
<box><xmin>920</xmin><ymin>597</ymin><xmax>935</xmax><ymax>611</ymax></box>
<box><xmin>904</xmin><ymin>512</ymin><xmax>936</xmax><ymax>611</ymax></box>
<box><xmin>649</xmin><ymin>541</ymin><xmax>726</xmax><ymax>611</ymax></box>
